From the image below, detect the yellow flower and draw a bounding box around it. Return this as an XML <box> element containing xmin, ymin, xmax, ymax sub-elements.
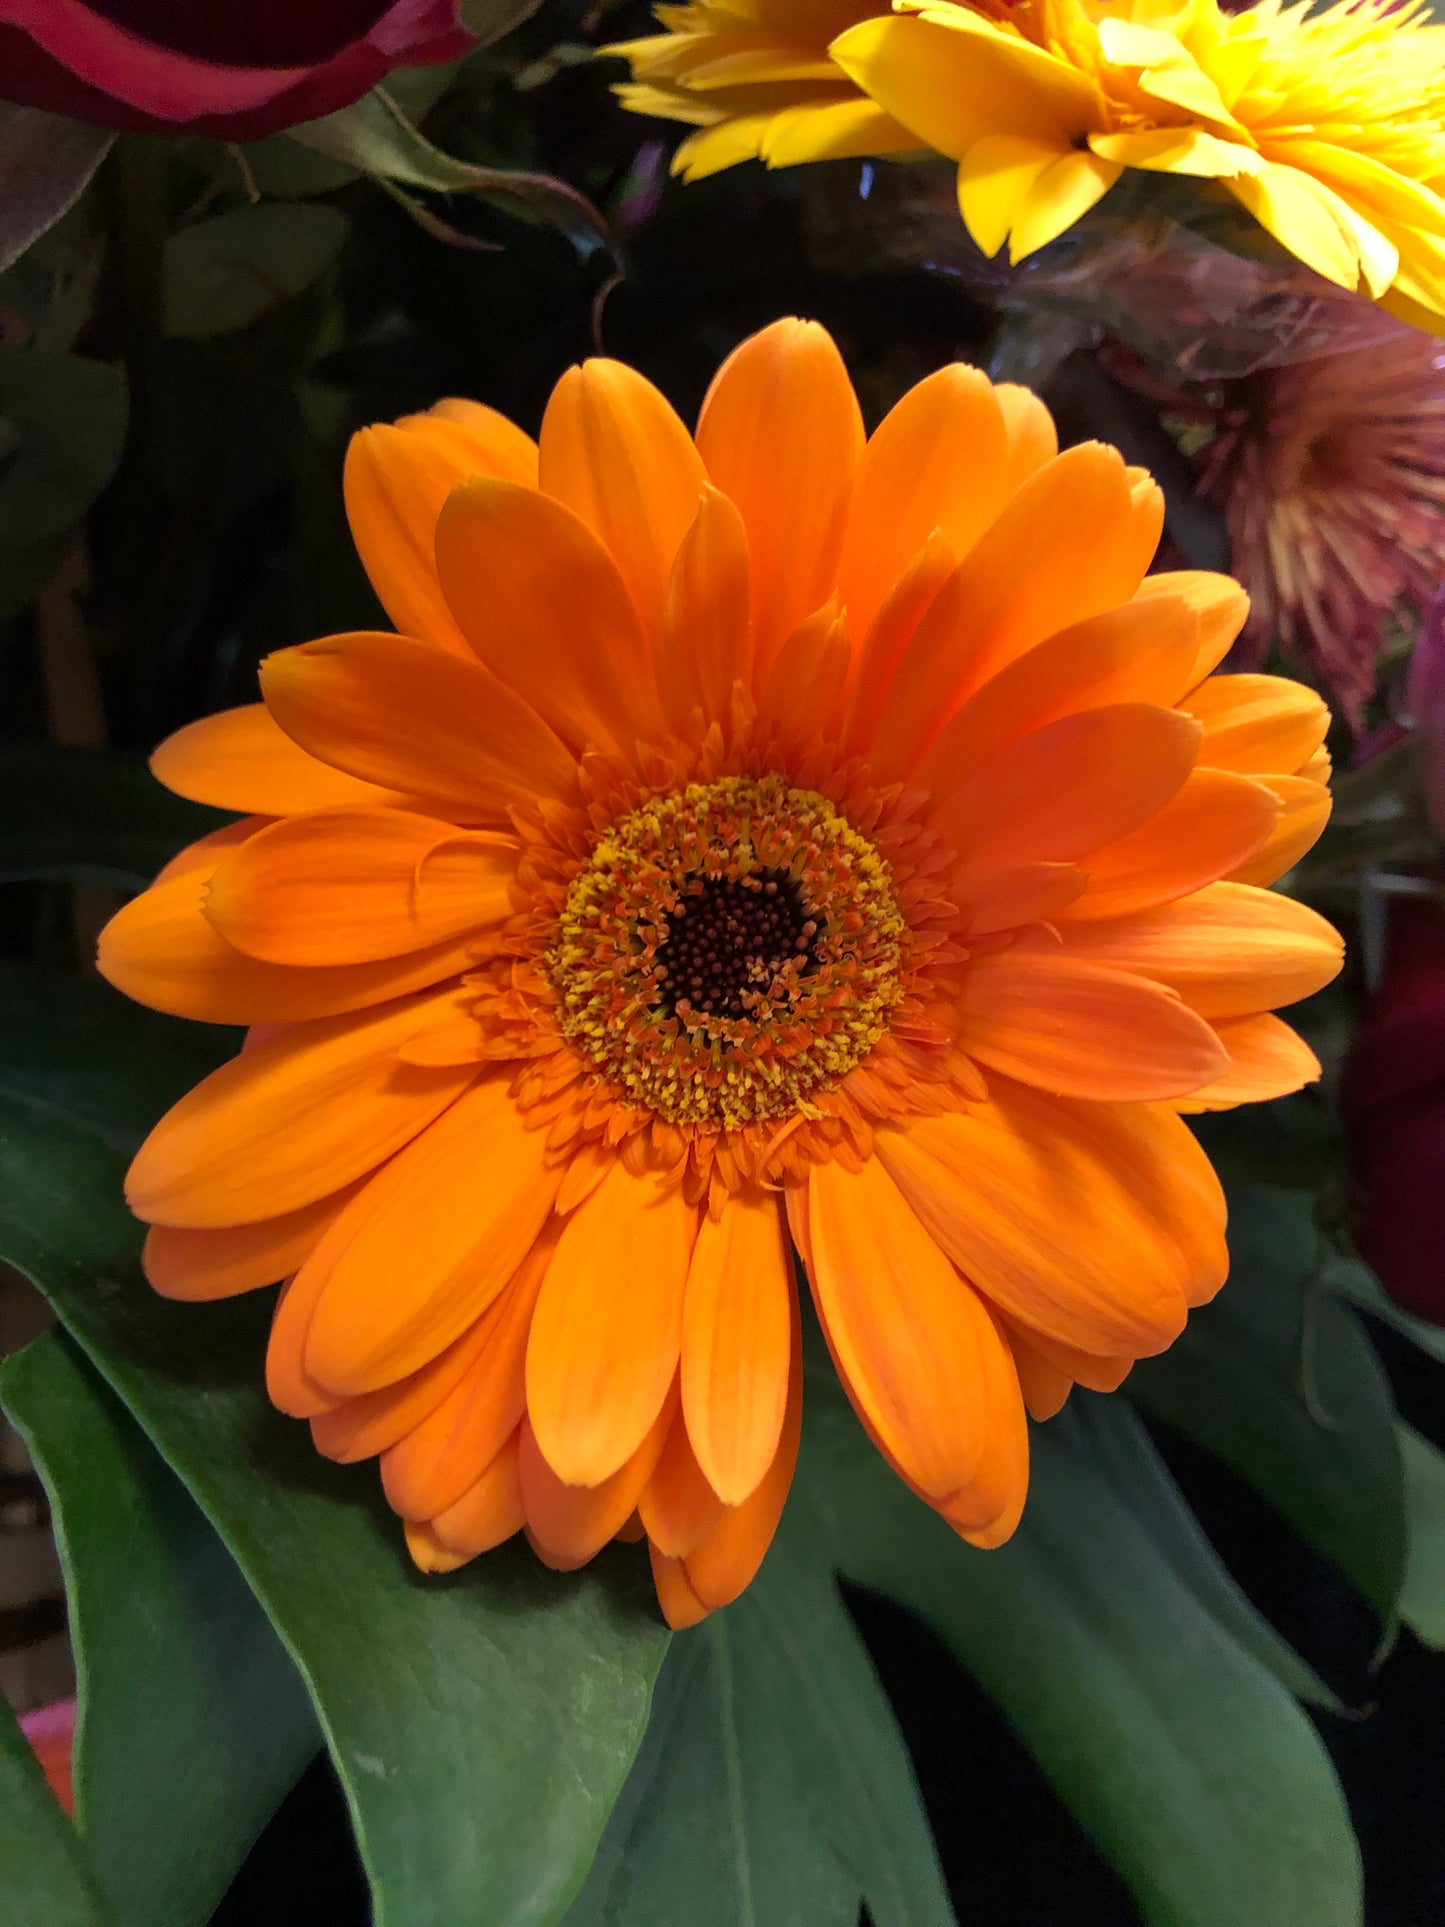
<box><xmin>604</xmin><ymin>0</ymin><xmax>917</xmax><ymax>180</ymax></box>
<box><xmin>831</xmin><ymin>0</ymin><xmax>1445</xmax><ymax>328</ymax></box>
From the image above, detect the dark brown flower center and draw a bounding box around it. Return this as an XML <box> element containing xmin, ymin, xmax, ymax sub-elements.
<box><xmin>655</xmin><ymin>870</ymin><xmax>818</xmax><ymax>1020</ymax></box>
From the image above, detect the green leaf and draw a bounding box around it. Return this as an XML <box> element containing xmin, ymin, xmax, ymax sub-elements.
<box><xmin>0</xmin><ymin>1091</ymin><xmax>669</xmax><ymax>1927</ymax></box>
<box><xmin>458</xmin><ymin>0</ymin><xmax>544</xmax><ymax>46</ymax></box>
<box><xmin>0</xmin><ymin>104</ymin><xmax>112</xmax><ymax>276</ymax></box>
<box><xmin>0</xmin><ymin>1329</ymin><xmax>317</xmax><ymax>1927</ymax></box>
<box><xmin>162</xmin><ymin>203</ymin><xmax>350</xmax><ymax>340</ymax></box>
<box><xmin>0</xmin><ymin>743</ymin><xmax>226</xmax><ymax>888</ymax></box>
<box><xmin>0</xmin><ymin>346</ymin><xmax>126</xmax><ymax>545</ymax></box>
<box><xmin>0</xmin><ymin>1695</ymin><xmax>109</xmax><ymax>1927</ymax></box>
<box><xmin>803</xmin><ymin>1368</ymin><xmax>1363</xmax><ymax>1927</ymax></box>
<box><xmin>290</xmin><ymin>87</ymin><xmax>610</xmax><ymax>257</ymax></box>
<box><xmin>1322</xmin><ymin>1254</ymin><xmax>1445</xmax><ymax>1368</ymax></box>
<box><xmin>1398</xmin><ymin>1423</ymin><xmax>1445</xmax><ymax>1649</ymax></box>
<box><xmin>567</xmin><ymin>1490</ymin><xmax>955</xmax><ymax>1927</ymax></box>
<box><xmin>1129</xmin><ymin>1188</ymin><xmax>1407</xmax><ymax>1627</ymax></box>
<box><xmin>1066</xmin><ymin>1395</ymin><xmax>1341</xmax><ymax>1710</ymax></box>
<box><xmin>0</xmin><ymin>961</ymin><xmax>235</xmax><ymax>1154</ymax></box>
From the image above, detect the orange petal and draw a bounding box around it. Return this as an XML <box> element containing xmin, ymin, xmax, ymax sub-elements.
<box><xmin>143</xmin><ymin>1183</ymin><xmax>362</xmax><ymax>1300</ymax></box>
<box><xmin>377</xmin><ymin>1229</ymin><xmax>553</xmax><ymax>1514</ymax></box>
<box><xmin>151</xmin><ymin>704</ymin><xmax>404</xmax><ymax>815</ymax></box>
<box><xmin>639</xmin><ymin>1400</ymin><xmax>726</xmax><ymax>1558</ymax></box>
<box><xmin>682</xmin><ymin>1306</ymin><xmax>801</xmax><ymax>1611</ymax></box>
<box><xmin>756</xmin><ymin>602</ymin><xmax>851</xmax><ymax>747</ymax></box>
<box><xmin>650</xmin><ymin>1542</ymin><xmax>711</xmax><ymax>1629</ymax></box>
<box><xmin>680</xmin><ymin>1189</ymin><xmax>793</xmax><ymax>1506</ymax></box>
<box><xmin>266</xmin><ymin>1266</ymin><xmax>342</xmax><ymax>1418</ymax></box>
<box><xmin>302</xmin><ymin>1077</ymin><xmax>559</xmax><ymax>1394</ymax></box>
<box><xmin>312</xmin><ymin>1312</ymin><xmax>495</xmax><ymax>1467</ymax></box>
<box><xmin>539</xmin><ymin>359</ymin><xmax>706</xmax><ymax>646</ymax></box>
<box><xmin>864</xmin><ymin>442</ymin><xmax>1163</xmax><ymax>774</ymax></box>
<box><xmin>1176</xmin><ymin>1011</ymin><xmax>1321</xmax><ymax>1112</ymax></box>
<box><xmin>428</xmin><ymin>1430</ymin><xmax>527</xmax><ymax>1557</ymax></box>
<box><xmin>841</xmin><ymin>530</ymin><xmax>955</xmax><ymax>757</ymax></box>
<box><xmin>939</xmin><ymin>1300</ymin><xmax>1030</xmax><ymax>1546</ymax></box>
<box><xmin>1133</xmin><ymin>571</ymin><xmax>1248</xmax><ymax>691</ymax></box>
<box><xmin>807</xmin><ymin>1156</ymin><xmax>1013</xmax><ymax>1499</ymax></box>
<box><xmin>955</xmin><ymin>859</ymin><xmax>1088</xmax><ymax>938</ymax></box>
<box><xmin>836</xmin><ymin>362</ymin><xmax>1009</xmax><ymax>639</ymax></box>
<box><xmin>1004</xmin><ymin>1323</ymin><xmax>1073</xmax><ymax>1420</ymax></box>
<box><xmin>1061</xmin><ymin>768</ymin><xmax>1279</xmax><ymax>921</ymax></box>
<box><xmin>425</xmin><ymin>398</ymin><xmax>540</xmax><ymax>480</ymax></box>
<box><xmin>343</xmin><ymin>408</ymin><xmax>539</xmax><ymax>656</ymax></box>
<box><xmin>912</xmin><ymin>593</ymin><xmax>1202</xmax><ymax>796</ymax></box>
<box><xmin>1002</xmin><ymin>1316</ymin><xmax>1132</xmax><ymax>1415</ymax></box>
<box><xmin>518</xmin><ymin>1396</ymin><xmax>673</xmax><ymax>1569</ymax></box>
<box><xmin>695</xmin><ymin>318</ymin><xmax>864</xmax><ymax>676</ymax></box>
<box><xmin>98</xmin><ymin>864</ymin><xmax>477</xmax><ymax>1026</ymax></box>
<box><xmin>876</xmin><ymin>1088</ymin><xmax>1219</xmax><ymax>1354</ymax></box>
<box><xmin>259</xmin><ymin>631</ymin><xmax>577</xmax><ymax>818</ymax></box>
<box><xmin>404</xmin><ymin>1518</ymin><xmax>474</xmax><ymax>1573</ymax></box>
<box><xmin>1045</xmin><ymin>880</ymin><xmax>1344</xmax><ymax>1018</ymax></box>
<box><xmin>1184</xmin><ymin>673</ymin><xmax>1329</xmax><ymax>776</ymax></box>
<box><xmin>125</xmin><ymin>987</ymin><xmax>478</xmax><ymax>1227</ymax></box>
<box><xmin>525</xmin><ymin>1161</ymin><xmax>698</xmax><ymax>1486</ymax></box>
<box><xmin>994</xmin><ymin>382</ymin><xmax>1058</xmax><ymax>494</ymax></box>
<box><xmin>153</xmin><ymin>816</ymin><xmax>269</xmax><ymax>885</ymax></box>
<box><xmin>658</xmin><ymin>483</ymin><xmax>753</xmax><ymax>735</ymax></box>
<box><xmin>959</xmin><ymin>952</ymin><xmax>1228</xmax><ymax>1100</ymax></box>
<box><xmin>204</xmin><ymin>809</ymin><xmax>518</xmax><ymax>965</ymax></box>
<box><xmin>1226</xmin><ymin>774</ymin><xmax>1331</xmax><ymax>886</ymax></box>
<box><xmin>434</xmin><ymin>479</ymin><xmax>664</xmax><ymax>757</ymax></box>
<box><xmin>929</xmin><ymin>704</ymin><xmax>1201</xmax><ymax>864</ymax></box>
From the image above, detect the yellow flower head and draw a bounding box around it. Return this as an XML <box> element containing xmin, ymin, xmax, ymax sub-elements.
<box><xmin>612</xmin><ymin>0</ymin><xmax>1445</xmax><ymax>329</ymax></box>
<box><xmin>837</xmin><ymin>0</ymin><xmax>1445</xmax><ymax>325</ymax></box>
<box><xmin>603</xmin><ymin>0</ymin><xmax>920</xmax><ymax>180</ymax></box>
<box><xmin>103</xmin><ymin>322</ymin><xmax>1341</xmax><ymax>1627</ymax></box>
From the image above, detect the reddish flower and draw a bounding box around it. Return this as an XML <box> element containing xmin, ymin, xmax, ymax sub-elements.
<box><xmin>1342</xmin><ymin>894</ymin><xmax>1445</xmax><ymax>1323</ymax></box>
<box><xmin>1407</xmin><ymin>584</ymin><xmax>1445</xmax><ymax>841</ymax></box>
<box><xmin>20</xmin><ymin>1697</ymin><xmax>76</xmax><ymax>1817</ymax></box>
<box><xmin>1107</xmin><ymin>304</ymin><xmax>1445</xmax><ymax>732</ymax></box>
<box><xmin>0</xmin><ymin>1</ymin><xmax>472</xmax><ymax>140</ymax></box>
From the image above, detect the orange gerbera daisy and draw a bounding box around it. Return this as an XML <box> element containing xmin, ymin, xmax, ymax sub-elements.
<box><xmin>101</xmin><ymin>321</ymin><xmax>1343</xmax><ymax>1628</ymax></box>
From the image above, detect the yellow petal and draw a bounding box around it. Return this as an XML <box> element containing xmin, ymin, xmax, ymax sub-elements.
<box><xmin>1007</xmin><ymin>148</ymin><xmax>1122</xmax><ymax>262</ymax></box>
<box><xmin>831</xmin><ymin>13</ymin><xmax>1096</xmax><ymax>159</ymax></box>
<box><xmin>956</xmin><ymin>135</ymin><xmax>1063</xmax><ymax>258</ymax></box>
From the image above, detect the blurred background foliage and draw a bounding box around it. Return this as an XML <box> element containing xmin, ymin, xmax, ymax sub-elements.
<box><xmin>1</xmin><ymin>4</ymin><xmax>1444</xmax><ymax>1924</ymax></box>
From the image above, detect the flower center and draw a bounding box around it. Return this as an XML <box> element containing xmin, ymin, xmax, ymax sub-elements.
<box><xmin>546</xmin><ymin>774</ymin><xmax>907</xmax><ymax>1129</ymax></box>
<box><xmin>655</xmin><ymin>869</ymin><xmax>816</xmax><ymax>1021</ymax></box>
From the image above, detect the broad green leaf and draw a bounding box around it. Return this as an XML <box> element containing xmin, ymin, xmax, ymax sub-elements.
<box><xmin>0</xmin><ymin>743</ymin><xmax>225</xmax><ymax>888</ymax></box>
<box><xmin>1130</xmin><ymin>1187</ymin><xmax>1406</xmax><ymax>1626</ymax></box>
<box><xmin>1069</xmin><ymin>1396</ymin><xmax>1340</xmax><ymax>1710</ymax></box>
<box><xmin>0</xmin><ymin>346</ymin><xmax>126</xmax><ymax>545</ymax></box>
<box><xmin>803</xmin><ymin>1368</ymin><xmax>1363</xmax><ymax>1927</ymax></box>
<box><xmin>291</xmin><ymin>87</ymin><xmax>610</xmax><ymax>256</ymax></box>
<box><xmin>0</xmin><ymin>1695</ymin><xmax>109</xmax><ymax>1927</ymax></box>
<box><xmin>1398</xmin><ymin>1424</ymin><xmax>1445</xmax><ymax>1649</ymax></box>
<box><xmin>0</xmin><ymin>1092</ymin><xmax>669</xmax><ymax>1927</ymax></box>
<box><xmin>567</xmin><ymin>1490</ymin><xmax>954</xmax><ymax>1927</ymax></box>
<box><xmin>226</xmin><ymin>136</ymin><xmax>360</xmax><ymax>201</ymax></box>
<box><xmin>0</xmin><ymin>104</ymin><xmax>112</xmax><ymax>276</ymax></box>
<box><xmin>459</xmin><ymin>0</ymin><xmax>544</xmax><ymax>46</ymax></box>
<box><xmin>0</xmin><ymin>960</ymin><xmax>235</xmax><ymax>1153</ymax></box>
<box><xmin>1323</xmin><ymin>1254</ymin><xmax>1445</xmax><ymax>1367</ymax></box>
<box><xmin>162</xmin><ymin>204</ymin><xmax>350</xmax><ymax>340</ymax></box>
<box><xmin>0</xmin><ymin>1330</ymin><xmax>317</xmax><ymax>1927</ymax></box>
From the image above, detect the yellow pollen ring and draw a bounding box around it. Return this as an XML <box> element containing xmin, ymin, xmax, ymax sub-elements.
<box><xmin>545</xmin><ymin>774</ymin><xmax>908</xmax><ymax>1129</ymax></box>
